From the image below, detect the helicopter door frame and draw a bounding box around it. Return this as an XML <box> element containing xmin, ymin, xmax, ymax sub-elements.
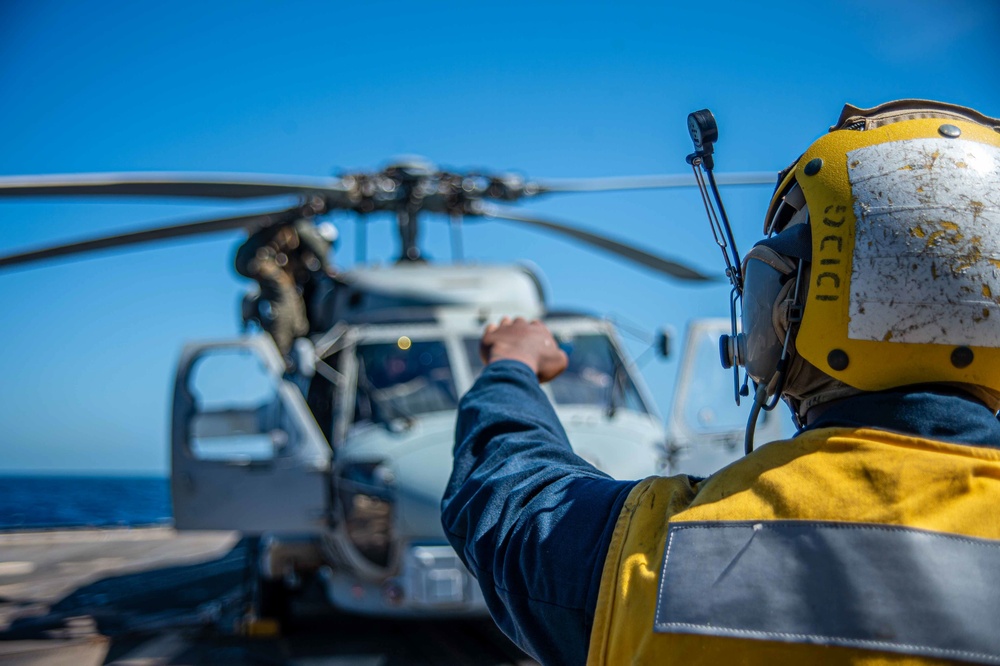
<box><xmin>171</xmin><ymin>335</ymin><xmax>332</xmax><ymax>534</ymax></box>
<box><xmin>332</xmin><ymin>333</ymin><xmax>359</xmax><ymax>449</ymax></box>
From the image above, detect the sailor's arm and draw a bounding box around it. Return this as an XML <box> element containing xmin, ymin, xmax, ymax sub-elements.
<box><xmin>442</xmin><ymin>319</ymin><xmax>638</xmax><ymax>666</ymax></box>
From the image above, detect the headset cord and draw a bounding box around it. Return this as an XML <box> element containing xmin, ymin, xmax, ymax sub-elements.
<box><xmin>744</xmin><ymin>258</ymin><xmax>805</xmax><ymax>454</ymax></box>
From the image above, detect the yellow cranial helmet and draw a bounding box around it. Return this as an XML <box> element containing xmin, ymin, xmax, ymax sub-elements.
<box><xmin>743</xmin><ymin>100</ymin><xmax>1000</xmax><ymax>419</ymax></box>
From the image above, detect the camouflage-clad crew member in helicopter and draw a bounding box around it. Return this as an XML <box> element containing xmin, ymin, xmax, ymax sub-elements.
<box><xmin>443</xmin><ymin>100</ymin><xmax>1000</xmax><ymax>666</ymax></box>
<box><xmin>234</xmin><ymin>218</ymin><xmax>337</xmax><ymax>363</ymax></box>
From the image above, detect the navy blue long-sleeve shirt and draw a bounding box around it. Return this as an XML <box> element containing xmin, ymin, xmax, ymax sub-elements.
<box><xmin>441</xmin><ymin>361</ymin><xmax>637</xmax><ymax>665</ymax></box>
<box><xmin>442</xmin><ymin>360</ymin><xmax>1000</xmax><ymax>665</ymax></box>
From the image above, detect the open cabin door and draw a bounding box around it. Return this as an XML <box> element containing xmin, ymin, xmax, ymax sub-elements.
<box><xmin>664</xmin><ymin>319</ymin><xmax>787</xmax><ymax>477</ymax></box>
<box><xmin>171</xmin><ymin>336</ymin><xmax>331</xmax><ymax>534</ymax></box>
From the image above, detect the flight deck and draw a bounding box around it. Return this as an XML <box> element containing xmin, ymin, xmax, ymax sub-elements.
<box><xmin>0</xmin><ymin>527</ymin><xmax>535</xmax><ymax>665</ymax></box>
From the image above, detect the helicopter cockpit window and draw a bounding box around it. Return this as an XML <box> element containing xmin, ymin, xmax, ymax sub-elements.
<box><xmin>186</xmin><ymin>349</ymin><xmax>288</xmax><ymax>461</ymax></box>
<box><xmin>462</xmin><ymin>333</ymin><xmax>649</xmax><ymax>415</ymax></box>
<box><xmin>550</xmin><ymin>334</ymin><xmax>649</xmax><ymax>414</ymax></box>
<box><xmin>353</xmin><ymin>339</ymin><xmax>457</xmax><ymax>427</ymax></box>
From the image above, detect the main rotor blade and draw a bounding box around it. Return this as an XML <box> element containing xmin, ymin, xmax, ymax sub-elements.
<box><xmin>0</xmin><ymin>204</ymin><xmax>304</xmax><ymax>270</ymax></box>
<box><xmin>475</xmin><ymin>203</ymin><xmax>717</xmax><ymax>282</ymax></box>
<box><xmin>531</xmin><ymin>171</ymin><xmax>776</xmax><ymax>194</ymax></box>
<box><xmin>0</xmin><ymin>172</ymin><xmax>350</xmax><ymax>201</ymax></box>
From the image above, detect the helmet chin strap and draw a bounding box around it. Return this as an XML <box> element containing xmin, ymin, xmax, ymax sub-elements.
<box><xmin>744</xmin><ymin>257</ymin><xmax>805</xmax><ymax>454</ymax></box>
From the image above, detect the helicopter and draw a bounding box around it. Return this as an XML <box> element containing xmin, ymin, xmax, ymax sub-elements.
<box><xmin>0</xmin><ymin>158</ymin><xmax>781</xmax><ymax>624</ymax></box>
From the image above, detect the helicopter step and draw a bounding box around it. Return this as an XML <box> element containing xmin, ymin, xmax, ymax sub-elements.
<box><xmin>0</xmin><ymin>527</ymin><xmax>536</xmax><ymax>665</ymax></box>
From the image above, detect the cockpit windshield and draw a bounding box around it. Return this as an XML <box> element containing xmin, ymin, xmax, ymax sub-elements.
<box><xmin>354</xmin><ymin>339</ymin><xmax>458</xmax><ymax>425</ymax></box>
<box><xmin>463</xmin><ymin>332</ymin><xmax>650</xmax><ymax>415</ymax></box>
<box><xmin>550</xmin><ymin>334</ymin><xmax>649</xmax><ymax>414</ymax></box>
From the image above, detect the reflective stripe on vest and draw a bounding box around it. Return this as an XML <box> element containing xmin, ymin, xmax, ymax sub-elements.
<box><xmin>655</xmin><ymin>521</ymin><xmax>1000</xmax><ymax>665</ymax></box>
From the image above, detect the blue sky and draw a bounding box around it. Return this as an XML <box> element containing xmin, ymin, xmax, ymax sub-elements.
<box><xmin>1</xmin><ymin>0</ymin><xmax>997</xmax><ymax>474</ymax></box>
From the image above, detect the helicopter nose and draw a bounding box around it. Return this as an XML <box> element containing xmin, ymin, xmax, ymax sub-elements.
<box><xmin>560</xmin><ymin>418</ymin><xmax>664</xmax><ymax>480</ymax></box>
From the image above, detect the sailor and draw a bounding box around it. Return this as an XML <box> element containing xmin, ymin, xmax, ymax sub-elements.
<box><xmin>235</xmin><ymin>218</ymin><xmax>337</xmax><ymax>365</ymax></box>
<box><xmin>442</xmin><ymin>100</ymin><xmax>1000</xmax><ymax>665</ymax></box>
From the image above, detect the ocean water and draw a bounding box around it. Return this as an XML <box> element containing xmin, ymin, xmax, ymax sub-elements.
<box><xmin>0</xmin><ymin>476</ymin><xmax>171</xmax><ymax>530</ymax></box>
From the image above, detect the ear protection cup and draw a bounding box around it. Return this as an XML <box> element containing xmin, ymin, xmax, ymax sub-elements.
<box><xmin>738</xmin><ymin>200</ymin><xmax>811</xmax><ymax>381</ymax></box>
<box><xmin>741</xmin><ymin>244</ymin><xmax>796</xmax><ymax>387</ymax></box>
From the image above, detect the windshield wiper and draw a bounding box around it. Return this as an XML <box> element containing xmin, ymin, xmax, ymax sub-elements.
<box><xmin>606</xmin><ymin>357</ymin><xmax>626</xmax><ymax>418</ymax></box>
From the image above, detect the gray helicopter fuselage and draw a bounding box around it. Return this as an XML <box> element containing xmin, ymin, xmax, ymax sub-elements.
<box><xmin>171</xmin><ymin>263</ymin><xmax>668</xmax><ymax>618</ymax></box>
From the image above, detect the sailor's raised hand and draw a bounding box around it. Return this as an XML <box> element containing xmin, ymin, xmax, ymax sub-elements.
<box><xmin>481</xmin><ymin>317</ymin><xmax>568</xmax><ymax>383</ymax></box>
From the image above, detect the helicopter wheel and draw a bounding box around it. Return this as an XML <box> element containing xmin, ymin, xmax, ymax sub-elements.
<box><xmin>240</xmin><ymin>536</ymin><xmax>292</xmax><ymax>636</ymax></box>
<box><xmin>257</xmin><ymin>577</ymin><xmax>293</xmax><ymax>631</ymax></box>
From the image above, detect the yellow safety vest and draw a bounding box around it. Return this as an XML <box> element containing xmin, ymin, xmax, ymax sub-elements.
<box><xmin>587</xmin><ymin>428</ymin><xmax>1000</xmax><ymax>665</ymax></box>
